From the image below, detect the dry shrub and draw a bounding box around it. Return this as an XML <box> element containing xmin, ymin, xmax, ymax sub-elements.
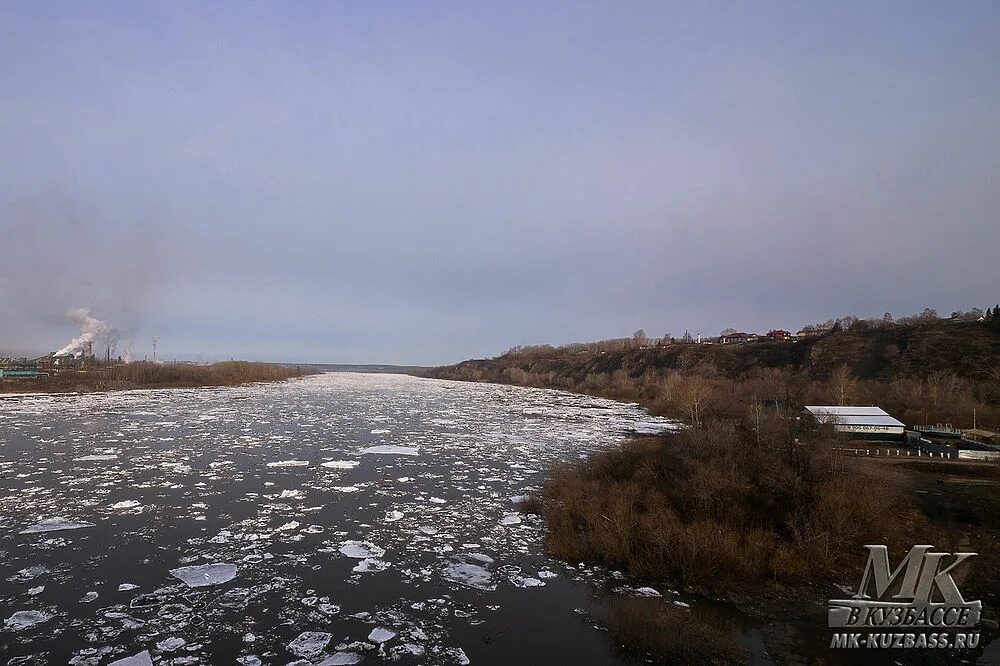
<box><xmin>539</xmin><ymin>424</ymin><xmax>922</xmax><ymax>594</ymax></box>
<box><xmin>606</xmin><ymin>597</ymin><xmax>748</xmax><ymax>665</ymax></box>
<box><xmin>108</xmin><ymin>361</ymin><xmax>302</xmax><ymax>387</ymax></box>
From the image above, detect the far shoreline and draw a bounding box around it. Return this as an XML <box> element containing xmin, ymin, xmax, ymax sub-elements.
<box><xmin>0</xmin><ymin>361</ymin><xmax>314</xmax><ymax>395</ymax></box>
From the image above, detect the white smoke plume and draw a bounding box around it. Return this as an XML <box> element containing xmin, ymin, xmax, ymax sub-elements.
<box><xmin>56</xmin><ymin>308</ymin><xmax>112</xmax><ymax>357</ymax></box>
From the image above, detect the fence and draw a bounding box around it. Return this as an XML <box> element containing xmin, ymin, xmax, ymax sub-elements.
<box><xmin>834</xmin><ymin>447</ymin><xmax>957</xmax><ymax>459</ymax></box>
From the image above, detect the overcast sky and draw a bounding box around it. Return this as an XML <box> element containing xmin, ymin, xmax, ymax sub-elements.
<box><xmin>1</xmin><ymin>2</ymin><xmax>998</xmax><ymax>364</ymax></box>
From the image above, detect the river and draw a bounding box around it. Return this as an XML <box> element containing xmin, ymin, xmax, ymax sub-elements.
<box><xmin>1</xmin><ymin>372</ymin><xmax>697</xmax><ymax>665</ymax></box>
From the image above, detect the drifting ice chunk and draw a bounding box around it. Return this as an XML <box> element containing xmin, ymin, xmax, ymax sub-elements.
<box><xmin>267</xmin><ymin>460</ymin><xmax>309</xmax><ymax>467</ymax></box>
<box><xmin>169</xmin><ymin>563</ymin><xmax>237</xmax><ymax>588</ymax></box>
<box><xmin>20</xmin><ymin>517</ymin><xmax>95</xmax><ymax>534</ymax></box>
<box><xmin>11</xmin><ymin>565</ymin><xmax>48</xmax><ymax>581</ymax></box>
<box><xmin>81</xmin><ymin>591</ymin><xmax>99</xmax><ymax>603</ymax></box>
<box><xmin>287</xmin><ymin>631</ymin><xmax>332</xmax><ymax>658</ymax></box>
<box><xmin>368</xmin><ymin>627</ymin><xmax>397</xmax><ymax>643</ymax></box>
<box><xmin>110</xmin><ymin>500</ymin><xmax>141</xmax><ymax>510</ymax></box>
<box><xmin>500</xmin><ymin>514</ymin><xmax>521</xmax><ymax>526</ymax></box>
<box><xmin>384</xmin><ymin>510</ymin><xmax>404</xmax><ymax>522</ymax></box>
<box><xmin>352</xmin><ymin>558</ymin><xmax>390</xmax><ymax>573</ymax></box>
<box><xmin>28</xmin><ymin>586</ymin><xmax>44</xmax><ymax>596</ymax></box>
<box><xmin>339</xmin><ymin>540</ymin><xmax>385</xmax><ymax>559</ymax></box>
<box><xmin>74</xmin><ymin>454</ymin><xmax>118</xmax><ymax>461</ymax></box>
<box><xmin>440</xmin><ymin>647</ymin><xmax>471</xmax><ymax>665</ymax></box>
<box><xmin>321</xmin><ymin>460</ymin><xmax>359</xmax><ymax>469</ymax></box>
<box><xmin>360</xmin><ymin>445</ymin><xmax>419</xmax><ymax>456</ymax></box>
<box><xmin>443</xmin><ymin>554</ymin><xmax>496</xmax><ymax>591</ymax></box>
<box><xmin>156</xmin><ymin>637</ymin><xmax>186</xmax><ymax>652</ymax></box>
<box><xmin>317</xmin><ymin>653</ymin><xmax>362</xmax><ymax>666</ymax></box>
<box><xmin>108</xmin><ymin>651</ymin><xmax>154</xmax><ymax>666</ymax></box>
<box><xmin>4</xmin><ymin>610</ymin><xmax>53</xmax><ymax>630</ymax></box>
<box><xmin>118</xmin><ymin>583</ymin><xmax>139</xmax><ymax>591</ymax></box>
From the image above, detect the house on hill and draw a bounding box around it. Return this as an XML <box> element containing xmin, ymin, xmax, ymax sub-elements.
<box><xmin>719</xmin><ymin>332</ymin><xmax>759</xmax><ymax>344</ymax></box>
<box><xmin>802</xmin><ymin>406</ymin><xmax>905</xmax><ymax>442</ymax></box>
<box><xmin>767</xmin><ymin>329</ymin><xmax>792</xmax><ymax>340</ymax></box>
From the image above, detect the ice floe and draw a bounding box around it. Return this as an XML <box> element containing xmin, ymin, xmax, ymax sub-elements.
<box><xmin>368</xmin><ymin>626</ymin><xmax>397</xmax><ymax>643</ymax></box>
<box><xmin>360</xmin><ymin>445</ymin><xmax>419</xmax><ymax>456</ymax></box>
<box><xmin>320</xmin><ymin>460</ymin><xmax>359</xmax><ymax>469</ymax></box>
<box><xmin>108</xmin><ymin>651</ymin><xmax>154</xmax><ymax>666</ymax></box>
<box><xmin>19</xmin><ymin>517</ymin><xmax>95</xmax><ymax>534</ymax></box>
<box><xmin>288</xmin><ymin>631</ymin><xmax>332</xmax><ymax>657</ymax></box>
<box><xmin>4</xmin><ymin>609</ymin><xmax>53</xmax><ymax>630</ymax></box>
<box><xmin>169</xmin><ymin>563</ymin><xmax>237</xmax><ymax>587</ymax></box>
<box><xmin>339</xmin><ymin>540</ymin><xmax>385</xmax><ymax>559</ymax></box>
<box><xmin>443</xmin><ymin>553</ymin><xmax>496</xmax><ymax>591</ymax></box>
<box><xmin>317</xmin><ymin>653</ymin><xmax>363</xmax><ymax>665</ymax></box>
<box><xmin>267</xmin><ymin>459</ymin><xmax>310</xmax><ymax>467</ymax></box>
<box><xmin>155</xmin><ymin>637</ymin><xmax>186</xmax><ymax>652</ymax></box>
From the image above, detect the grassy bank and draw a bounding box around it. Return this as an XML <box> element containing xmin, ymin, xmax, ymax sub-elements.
<box><xmin>0</xmin><ymin>361</ymin><xmax>312</xmax><ymax>394</ymax></box>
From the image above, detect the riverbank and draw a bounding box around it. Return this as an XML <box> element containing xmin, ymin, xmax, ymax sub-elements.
<box><xmin>0</xmin><ymin>361</ymin><xmax>313</xmax><ymax>394</ymax></box>
<box><xmin>418</xmin><ymin>348</ymin><xmax>1000</xmax><ymax>662</ymax></box>
<box><xmin>531</xmin><ymin>426</ymin><xmax>1000</xmax><ymax>662</ymax></box>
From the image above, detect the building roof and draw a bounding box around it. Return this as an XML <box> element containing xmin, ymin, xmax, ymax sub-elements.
<box><xmin>829</xmin><ymin>415</ymin><xmax>906</xmax><ymax>427</ymax></box>
<box><xmin>804</xmin><ymin>406</ymin><xmax>888</xmax><ymax>416</ymax></box>
<box><xmin>802</xmin><ymin>406</ymin><xmax>904</xmax><ymax>428</ymax></box>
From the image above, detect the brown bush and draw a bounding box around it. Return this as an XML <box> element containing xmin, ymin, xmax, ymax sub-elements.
<box><xmin>537</xmin><ymin>423</ymin><xmax>922</xmax><ymax>595</ymax></box>
<box><xmin>605</xmin><ymin>597</ymin><xmax>748</xmax><ymax>664</ymax></box>
<box><xmin>107</xmin><ymin>361</ymin><xmax>304</xmax><ymax>387</ymax></box>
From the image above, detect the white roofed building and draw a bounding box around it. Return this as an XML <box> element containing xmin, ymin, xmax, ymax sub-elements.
<box><xmin>802</xmin><ymin>406</ymin><xmax>905</xmax><ymax>442</ymax></box>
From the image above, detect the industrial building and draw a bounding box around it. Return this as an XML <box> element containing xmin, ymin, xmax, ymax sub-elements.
<box><xmin>0</xmin><ymin>357</ymin><xmax>48</xmax><ymax>379</ymax></box>
<box><xmin>802</xmin><ymin>405</ymin><xmax>905</xmax><ymax>442</ymax></box>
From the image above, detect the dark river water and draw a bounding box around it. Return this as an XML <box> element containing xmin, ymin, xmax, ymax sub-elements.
<box><xmin>0</xmin><ymin>372</ymin><xmax>710</xmax><ymax>665</ymax></box>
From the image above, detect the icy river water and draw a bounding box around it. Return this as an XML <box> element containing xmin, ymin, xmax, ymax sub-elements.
<box><xmin>1</xmin><ymin>372</ymin><xmax>688</xmax><ymax>665</ymax></box>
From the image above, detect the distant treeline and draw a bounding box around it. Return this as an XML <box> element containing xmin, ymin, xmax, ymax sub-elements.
<box><xmin>501</xmin><ymin>305</ymin><xmax>1000</xmax><ymax>357</ymax></box>
<box><xmin>1</xmin><ymin>361</ymin><xmax>312</xmax><ymax>394</ymax></box>
<box><xmin>423</xmin><ymin>317</ymin><xmax>1000</xmax><ymax>429</ymax></box>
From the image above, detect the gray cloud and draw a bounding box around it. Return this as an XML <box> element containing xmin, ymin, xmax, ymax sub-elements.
<box><xmin>1</xmin><ymin>2</ymin><xmax>997</xmax><ymax>363</ymax></box>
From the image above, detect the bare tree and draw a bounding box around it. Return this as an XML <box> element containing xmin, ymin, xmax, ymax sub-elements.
<box><xmin>632</xmin><ymin>329</ymin><xmax>648</xmax><ymax>348</ymax></box>
<box><xmin>747</xmin><ymin>397</ymin><xmax>765</xmax><ymax>449</ymax></box>
<box><xmin>676</xmin><ymin>374</ymin><xmax>714</xmax><ymax>426</ymax></box>
<box><xmin>983</xmin><ymin>357</ymin><xmax>1000</xmax><ymax>383</ymax></box>
<box><xmin>829</xmin><ymin>364</ymin><xmax>858</xmax><ymax>406</ymax></box>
